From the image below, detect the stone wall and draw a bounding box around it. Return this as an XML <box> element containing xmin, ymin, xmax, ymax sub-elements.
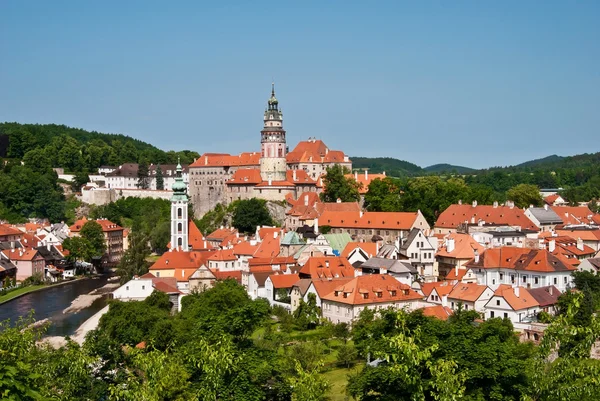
<box><xmin>81</xmin><ymin>188</ymin><xmax>173</xmax><ymax>206</ymax></box>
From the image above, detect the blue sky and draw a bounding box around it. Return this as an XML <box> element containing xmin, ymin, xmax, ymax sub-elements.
<box><xmin>1</xmin><ymin>1</ymin><xmax>598</xmax><ymax>169</ymax></box>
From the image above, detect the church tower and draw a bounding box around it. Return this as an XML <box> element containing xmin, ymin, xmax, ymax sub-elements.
<box><xmin>260</xmin><ymin>83</ymin><xmax>287</xmax><ymax>181</ymax></box>
<box><xmin>170</xmin><ymin>159</ymin><xmax>188</xmax><ymax>251</ymax></box>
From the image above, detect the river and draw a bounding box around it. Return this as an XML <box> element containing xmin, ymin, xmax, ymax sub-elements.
<box><xmin>0</xmin><ymin>276</ymin><xmax>110</xmax><ymax>336</ymax></box>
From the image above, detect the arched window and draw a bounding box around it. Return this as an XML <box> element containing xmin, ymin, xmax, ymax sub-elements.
<box><xmin>177</xmin><ymin>208</ymin><xmax>182</xmax><ymax>218</ymax></box>
<box><xmin>178</xmin><ymin>222</ymin><xmax>182</xmax><ymax>232</ymax></box>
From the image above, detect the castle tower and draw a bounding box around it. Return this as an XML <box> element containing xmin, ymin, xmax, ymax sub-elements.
<box><xmin>260</xmin><ymin>83</ymin><xmax>287</xmax><ymax>181</ymax></box>
<box><xmin>170</xmin><ymin>159</ymin><xmax>188</xmax><ymax>250</ymax></box>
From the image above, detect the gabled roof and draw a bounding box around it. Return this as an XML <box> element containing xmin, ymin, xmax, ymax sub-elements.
<box><xmin>341</xmin><ymin>242</ymin><xmax>378</xmax><ymax>259</ymax></box>
<box><xmin>319</xmin><ymin>211</ymin><xmax>423</xmax><ymax>231</ymax></box>
<box><xmin>150</xmin><ymin>250</ymin><xmax>211</xmax><ymax>270</ymax></box>
<box><xmin>435</xmin><ymin>204</ymin><xmax>538</xmax><ymax>231</ymax></box>
<box><xmin>491</xmin><ymin>285</ymin><xmax>538</xmax><ymax>310</ymax></box>
<box><xmin>320</xmin><ymin>275</ymin><xmax>422</xmax><ymax>305</ymax></box>
<box><xmin>466</xmin><ymin>247</ymin><xmax>577</xmax><ymax>273</ymax></box>
<box><xmin>437</xmin><ymin>233</ymin><xmax>485</xmax><ymax>260</ymax></box>
<box><xmin>269</xmin><ymin>273</ymin><xmax>300</xmax><ymax>289</ymax></box>
<box><xmin>420</xmin><ymin>305</ymin><xmax>453</xmax><ymax>320</ymax></box>
<box><xmin>528</xmin><ymin>286</ymin><xmax>561</xmax><ymax>307</ymax></box>
<box><xmin>299</xmin><ymin>256</ymin><xmax>356</xmax><ymax>279</ymax></box>
<box><xmin>447</xmin><ymin>283</ymin><xmax>490</xmax><ymax>302</ymax></box>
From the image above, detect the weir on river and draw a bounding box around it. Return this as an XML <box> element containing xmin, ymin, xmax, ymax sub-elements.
<box><xmin>0</xmin><ymin>276</ymin><xmax>110</xmax><ymax>337</ymax></box>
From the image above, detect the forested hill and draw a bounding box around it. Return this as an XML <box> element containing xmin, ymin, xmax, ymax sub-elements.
<box><xmin>0</xmin><ymin>122</ymin><xmax>199</xmax><ymax>172</ymax></box>
<box><xmin>350</xmin><ymin>157</ymin><xmax>424</xmax><ymax>176</ymax></box>
<box><xmin>424</xmin><ymin>163</ymin><xmax>476</xmax><ymax>174</ymax></box>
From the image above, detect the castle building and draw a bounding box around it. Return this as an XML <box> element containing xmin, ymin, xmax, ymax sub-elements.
<box><xmin>189</xmin><ymin>85</ymin><xmax>352</xmax><ymax>217</ymax></box>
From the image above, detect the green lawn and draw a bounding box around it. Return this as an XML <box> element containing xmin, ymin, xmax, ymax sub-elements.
<box><xmin>0</xmin><ymin>285</ymin><xmax>46</xmax><ymax>304</ymax></box>
<box><xmin>321</xmin><ymin>366</ymin><xmax>362</xmax><ymax>401</ymax></box>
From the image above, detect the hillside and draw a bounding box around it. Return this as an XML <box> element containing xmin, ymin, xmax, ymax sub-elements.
<box><xmin>350</xmin><ymin>157</ymin><xmax>424</xmax><ymax>176</ymax></box>
<box><xmin>424</xmin><ymin>163</ymin><xmax>476</xmax><ymax>174</ymax></box>
<box><xmin>0</xmin><ymin>122</ymin><xmax>199</xmax><ymax>171</ymax></box>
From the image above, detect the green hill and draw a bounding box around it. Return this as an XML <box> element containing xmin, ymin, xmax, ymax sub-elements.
<box><xmin>350</xmin><ymin>157</ymin><xmax>424</xmax><ymax>177</ymax></box>
<box><xmin>424</xmin><ymin>163</ymin><xmax>476</xmax><ymax>174</ymax></box>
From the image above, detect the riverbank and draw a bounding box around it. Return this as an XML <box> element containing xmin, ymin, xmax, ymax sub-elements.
<box><xmin>62</xmin><ymin>282</ymin><xmax>119</xmax><ymax>314</ymax></box>
<box><xmin>0</xmin><ymin>285</ymin><xmax>46</xmax><ymax>304</ymax></box>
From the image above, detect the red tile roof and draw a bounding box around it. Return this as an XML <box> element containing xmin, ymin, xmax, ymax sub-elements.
<box><xmin>321</xmin><ymin>275</ymin><xmax>422</xmax><ymax>305</ymax></box>
<box><xmin>318</xmin><ymin>211</ymin><xmax>422</xmax><ymax>231</ymax></box>
<box><xmin>341</xmin><ymin>242</ymin><xmax>378</xmax><ymax>258</ymax></box>
<box><xmin>299</xmin><ymin>256</ymin><xmax>356</xmax><ymax>279</ymax></box>
<box><xmin>448</xmin><ymin>283</ymin><xmax>490</xmax><ymax>302</ymax></box>
<box><xmin>466</xmin><ymin>247</ymin><xmax>577</xmax><ymax>273</ymax></box>
<box><xmin>269</xmin><ymin>273</ymin><xmax>300</xmax><ymax>288</ymax></box>
<box><xmin>435</xmin><ymin>204</ymin><xmax>538</xmax><ymax>231</ymax></box>
<box><xmin>420</xmin><ymin>305</ymin><xmax>453</xmax><ymax>320</ymax></box>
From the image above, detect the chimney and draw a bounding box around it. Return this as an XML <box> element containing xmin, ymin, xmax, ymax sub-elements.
<box><xmin>447</xmin><ymin>238</ymin><xmax>455</xmax><ymax>253</ymax></box>
<box><xmin>548</xmin><ymin>239</ymin><xmax>556</xmax><ymax>253</ymax></box>
<box><xmin>472</xmin><ymin>200</ymin><xmax>477</xmax><ymax>208</ymax></box>
<box><xmin>442</xmin><ymin>295</ymin><xmax>448</xmax><ymax>307</ymax></box>
<box><xmin>314</xmin><ymin>218</ymin><xmax>319</xmax><ymax>235</ymax></box>
<box><xmin>577</xmin><ymin>237</ymin><xmax>584</xmax><ymax>251</ymax></box>
<box><xmin>493</xmin><ymin>201</ymin><xmax>498</xmax><ymax>208</ymax></box>
<box><xmin>514</xmin><ymin>286</ymin><xmax>520</xmax><ymax>297</ymax></box>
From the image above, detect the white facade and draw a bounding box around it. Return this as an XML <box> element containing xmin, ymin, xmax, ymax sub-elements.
<box><xmin>113</xmin><ymin>277</ymin><xmax>155</xmax><ymax>301</ymax></box>
<box><xmin>474</xmin><ymin>268</ymin><xmax>573</xmax><ymax>292</ymax></box>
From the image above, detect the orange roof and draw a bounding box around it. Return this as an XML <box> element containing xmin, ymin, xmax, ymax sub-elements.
<box><xmin>421</xmin><ymin>281</ymin><xmax>454</xmax><ymax>297</ymax></box>
<box><xmin>466</xmin><ymin>247</ymin><xmax>577</xmax><ymax>273</ymax></box>
<box><xmin>208</xmin><ymin>248</ymin><xmax>236</xmax><ymax>261</ymax></box>
<box><xmin>341</xmin><ymin>242</ymin><xmax>378</xmax><ymax>258</ymax></box>
<box><xmin>420</xmin><ymin>305</ymin><xmax>453</xmax><ymax>320</ymax></box>
<box><xmin>253</xmin><ymin>231</ymin><xmax>281</xmax><ymax>258</ymax></box>
<box><xmin>206</xmin><ymin>227</ymin><xmax>238</xmax><ymax>241</ymax></box>
<box><xmin>321</xmin><ymin>275</ymin><xmax>422</xmax><ymax>305</ymax></box>
<box><xmin>492</xmin><ymin>285</ymin><xmax>539</xmax><ymax>310</ymax></box>
<box><xmin>227</xmin><ymin>168</ymin><xmax>262</xmax><ymax>185</ymax></box>
<box><xmin>447</xmin><ymin>283</ymin><xmax>490</xmax><ymax>302</ymax></box>
<box><xmin>551</xmin><ymin>205</ymin><xmax>599</xmax><ymax>226</ymax></box>
<box><xmin>436</xmin><ymin>233</ymin><xmax>485</xmax><ymax>259</ymax></box>
<box><xmin>190</xmin><ymin>152</ymin><xmax>260</xmax><ymax>168</ymax></box>
<box><xmin>70</xmin><ymin>217</ymin><xmax>123</xmax><ymax>232</ymax></box>
<box><xmin>150</xmin><ymin>250</ymin><xmax>212</xmax><ymax>270</ymax></box>
<box><xmin>0</xmin><ymin>224</ymin><xmax>23</xmax><ymax>236</ymax></box>
<box><xmin>299</xmin><ymin>256</ymin><xmax>356</xmax><ymax>279</ymax></box>
<box><xmin>233</xmin><ymin>241</ymin><xmax>258</xmax><ymax>256</ymax></box>
<box><xmin>435</xmin><ymin>204</ymin><xmax>538</xmax><ymax>231</ymax></box>
<box><xmin>2</xmin><ymin>249</ymin><xmax>40</xmax><ymax>261</ymax></box>
<box><xmin>212</xmin><ymin>269</ymin><xmax>243</xmax><ymax>283</ymax></box>
<box><xmin>345</xmin><ymin>172</ymin><xmax>387</xmax><ymax>194</ymax></box>
<box><xmin>318</xmin><ymin>211</ymin><xmax>421</xmax><ymax>230</ymax></box>
<box><xmin>173</xmin><ymin>268</ymin><xmax>199</xmax><ymax>282</ymax></box>
<box><xmin>269</xmin><ymin>273</ymin><xmax>300</xmax><ymax>288</ymax></box>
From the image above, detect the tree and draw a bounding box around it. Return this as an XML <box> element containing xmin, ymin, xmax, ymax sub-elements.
<box><xmin>155</xmin><ymin>164</ymin><xmax>164</xmax><ymax>190</ymax></box>
<box><xmin>506</xmin><ymin>183</ymin><xmax>543</xmax><ymax>208</ymax></box>
<box><xmin>137</xmin><ymin>162</ymin><xmax>149</xmax><ymax>189</ymax></box>
<box><xmin>115</xmin><ymin>230</ymin><xmax>151</xmax><ymax>284</ymax></box>
<box><xmin>80</xmin><ymin>221</ymin><xmax>106</xmax><ymax>258</ymax></box>
<box><xmin>320</xmin><ymin>164</ymin><xmax>361</xmax><ymax>203</ymax></box>
<box><xmin>232</xmin><ymin>198</ymin><xmax>274</xmax><ymax>234</ymax></box>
